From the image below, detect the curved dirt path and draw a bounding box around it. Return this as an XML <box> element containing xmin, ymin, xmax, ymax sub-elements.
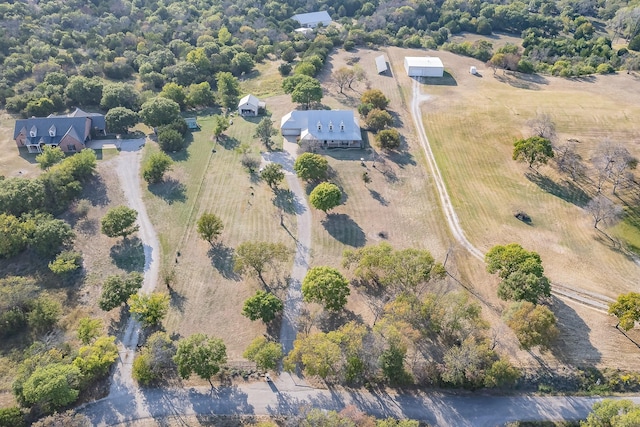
<box><xmin>409</xmin><ymin>79</ymin><xmax>613</xmax><ymax>313</ymax></box>
<box><xmin>108</xmin><ymin>138</ymin><xmax>160</xmax><ymax>419</ymax></box>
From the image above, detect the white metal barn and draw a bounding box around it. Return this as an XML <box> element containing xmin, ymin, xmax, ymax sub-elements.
<box><xmin>291</xmin><ymin>11</ymin><xmax>332</xmax><ymax>28</ymax></box>
<box><xmin>404</xmin><ymin>57</ymin><xmax>444</xmax><ymax>77</ymax></box>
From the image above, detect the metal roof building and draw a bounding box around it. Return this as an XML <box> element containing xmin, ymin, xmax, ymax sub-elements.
<box><xmin>375</xmin><ymin>55</ymin><xmax>388</xmax><ymax>74</ymax></box>
<box><xmin>404</xmin><ymin>57</ymin><xmax>444</xmax><ymax>77</ymax></box>
<box><xmin>291</xmin><ymin>11</ymin><xmax>332</xmax><ymax>28</ymax></box>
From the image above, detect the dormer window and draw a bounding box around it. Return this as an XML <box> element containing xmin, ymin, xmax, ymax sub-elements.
<box><xmin>49</xmin><ymin>125</ymin><xmax>56</xmax><ymax>137</ymax></box>
<box><xmin>328</xmin><ymin>121</ymin><xmax>333</xmax><ymax>132</ymax></box>
<box><xmin>317</xmin><ymin>121</ymin><xmax>322</xmax><ymax>131</ymax></box>
<box><xmin>30</xmin><ymin>126</ymin><xmax>37</xmax><ymax>138</ymax></box>
<box><xmin>340</xmin><ymin>121</ymin><xmax>345</xmax><ymax>132</ymax></box>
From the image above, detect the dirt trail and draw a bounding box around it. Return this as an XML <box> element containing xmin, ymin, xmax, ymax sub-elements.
<box><xmin>108</xmin><ymin>138</ymin><xmax>160</xmax><ymax>418</ymax></box>
<box><xmin>410</xmin><ymin>79</ymin><xmax>613</xmax><ymax>313</ymax></box>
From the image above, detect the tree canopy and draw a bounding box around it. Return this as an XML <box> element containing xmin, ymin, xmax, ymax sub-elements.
<box><xmin>98</xmin><ymin>272</ymin><xmax>144</xmax><ymax>311</ymax></box>
<box><xmin>173</xmin><ymin>333</ymin><xmax>227</xmax><ymax>387</ymax></box>
<box><xmin>140</xmin><ymin>97</ymin><xmax>181</xmax><ymax>128</ymax></box>
<box><xmin>196</xmin><ymin>213</ymin><xmax>224</xmax><ymax>245</ymax></box>
<box><xmin>260</xmin><ymin>163</ymin><xmax>285</xmax><ymax>189</ymax></box>
<box><xmin>609</xmin><ymin>292</ymin><xmax>640</xmax><ymax>331</ymax></box>
<box><xmin>242</xmin><ymin>290</ymin><xmax>283</xmax><ymax>323</ymax></box>
<box><xmin>233</xmin><ymin>241</ymin><xmax>290</xmax><ymax>285</ymax></box>
<box><xmin>309</xmin><ymin>182</ymin><xmax>342</xmax><ymax>213</ymax></box>
<box><xmin>302</xmin><ymin>266</ymin><xmax>351</xmax><ymax>311</ymax></box>
<box><xmin>294</xmin><ymin>153</ymin><xmax>329</xmax><ymax>181</ymax></box>
<box><xmin>128</xmin><ymin>292</ymin><xmax>169</xmax><ymax>327</ymax></box>
<box><xmin>100</xmin><ymin>206</ymin><xmax>139</xmax><ymax>239</ymax></box>
<box><xmin>503</xmin><ymin>301</ymin><xmax>558</xmax><ymax>351</ymax></box>
<box><xmin>142</xmin><ymin>152</ymin><xmax>173</xmax><ymax>184</ymax></box>
<box><xmin>485</xmin><ymin>243</ymin><xmax>550</xmax><ymax>304</ymax></box>
<box><xmin>243</xmin><ymin>337</ymin><xmax>283</xmax><ymax>371</ymax></box>
<box><xmin>512</xmin><ymin>136</ymin><xmax>554</xmax><ymax>169</ymax></box>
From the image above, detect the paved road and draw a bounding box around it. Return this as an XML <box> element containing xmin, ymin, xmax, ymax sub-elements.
<box><xmin>82</xmin><ymin>378</ymin><xmax>640</xmax><ymax>426</ymax></box>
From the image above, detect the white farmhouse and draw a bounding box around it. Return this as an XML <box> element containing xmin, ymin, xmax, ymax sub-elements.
<box><xmin>291</xmin><ymin>11</ymin><xmax>332</xmax><ymax>28</ymax></box>
<box><xmin>404</xmin><ymin>57</ymin><xmax>444</xmax><ymax>77</ymax></box>
<box><xmin>280</xmin><ymin>110</ymin><xmax>362</xmax><ymax>148</ymax></box>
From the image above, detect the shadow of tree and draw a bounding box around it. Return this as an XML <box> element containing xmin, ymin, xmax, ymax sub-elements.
<box><xmin>273</xmin><ymin>188</ymin><xmax>297</xmax><ymax>214</ymax></box>
<box><xmin>218</xmin><ymin>135</ymin><xmax>240</xmax><ymax>150</ymax></box>
<box><xmin>207</xmin><ymin>242</ymin><xmax>239</xmax><ymax>280</ymax></box>
<box><xmin>386</xmin><ymin>148</ymin><xmax>416</xmax><ymax>168</ymax></box>
<box><xmin>315</xmin><ymin>309</ymin><xmax>364</xmax><ymax>333</ymax></box>
<box><xmin>77</xmin><ymin>218</ymin><xmax>99</xmax><ymax>235</ymax></box>
<box><xmin>168</xmin><ymin>287</ymin><xmax>186</xmax><ymax>313</ymax></box>
<box><xmin>148</xmin><ymin>178</ymin><xmax>187</xmax><ymax>205</ymax></box>
<box><xmin>525</xmin><ymin>172</ymin><xmax>590</xmax><ymax>207</ymax></box>
<box><xmin>321</xmin><ymin>213</ymin><xmax>366</xmax><ymax>247</ymax></box>
<box><xmin>368</xmin><ymin>188</ymin><xmax>389</xmax><ymax>206</ymax></box>
<box><xmin>110</xmin><ymin>237</ymin><xmax>145</xmax><ymax>272</ymax></box>
<box><xmin>494</xmin><ymin>72</ymin><xmax>549</xmax><ymax>90</ymax></box>
<box><xmin>80</xmin><ymin>173</ymin><xmax>110</xmax><ymax>207</ymax></box>
<box><xmin>167</xmin><ymin>134</ymin><xmax>193</xmax><ymax>162</ymax></box>
<box><xmin>550</xmin><ymin>296</ymin><xmax>601</xmax><ymax>365</ymax></box>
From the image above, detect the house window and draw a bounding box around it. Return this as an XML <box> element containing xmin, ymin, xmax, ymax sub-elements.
<box><xmin>30</xmin><ymin>126</ymin><xmax>37</xmax><ymax>138</ymax></box>
<box><xmin>317</xmin><ymin>122</ymin><xmax>322</xmax><ymax>131</ymax></box>
<box><xmin>340</xmin><ymin>121</ymin><xmax>345</xmax><ymax>131</ymax></box>
<box><xmin>49</xmin><ymin>125</ymin><xmax>56</xmax><ymax>137</ymax></box>
<box><xmin>68</xmin><ymin>144</ymin><xmax>76</xmax><ymax>152</ymax></box>
<box><xmin>328</xmin><ymin>121</ymin><xmax>333</xmax><ymax>132</ymax></box>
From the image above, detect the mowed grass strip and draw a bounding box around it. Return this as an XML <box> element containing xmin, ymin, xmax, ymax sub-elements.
<box><xmin>422</xmin><ymin>71</ymin><xmax>640</xmax><ymax>296</ymax></box>
<box><xmin>143</xmin><ymin>114</ymin><xmax>297</xmax><ymax>359</ymax></box>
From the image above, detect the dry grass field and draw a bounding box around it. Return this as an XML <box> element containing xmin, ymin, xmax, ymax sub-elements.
<box><xmin>381</xmin><ymin>44</ymin><xmax>640</xmax><ymax>368</ymax></box>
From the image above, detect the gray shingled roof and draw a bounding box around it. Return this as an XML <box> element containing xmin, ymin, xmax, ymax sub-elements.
<box><xmin>14</xmin><ymin>116</ymin><xmax>90</xmax><ymax>146</ymax></box>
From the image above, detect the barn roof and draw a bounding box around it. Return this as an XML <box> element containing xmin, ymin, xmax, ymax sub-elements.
<box><xmin>375</xmin><ymin>55</ymin><xmax>388</xmax><ymax>74</ymax></box>
<box><xmin>404</xmin><ymin>56</ymin><xmax>444</xmax><ymax>68</ymax></box>
<box><xmin>291</xmin><ymin>11</ymin><xmax>332</xmax><ymax>26</ymax></box>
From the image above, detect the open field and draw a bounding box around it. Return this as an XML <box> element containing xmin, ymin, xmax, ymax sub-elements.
<box><xmin>381</xmin><ymin>46</ymin><xmax>640</xmax><ymax>368</ymax></box>
<box><xmin>141</xmin><ymin>112</ymin><xmax>298</xmax><ymax>363</ymax></box>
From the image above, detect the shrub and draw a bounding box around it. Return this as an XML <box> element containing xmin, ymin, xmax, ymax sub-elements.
<box><xmin>596</xmin><ymin>63</ymin><xmax>615</xmax><ymax>74</ymax></box>
<box><xmin>48</xmin><ymin>251</ymin><xmax>82</xmax><ymax>275</ymax></box>
<box><xmin>376</xmin><ymin>129</ymin><xmax>401</xmax><ymax>150</ymax></box>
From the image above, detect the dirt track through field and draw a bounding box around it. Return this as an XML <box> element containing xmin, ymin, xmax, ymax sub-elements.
<box><xmin>410</xmin><ymin>79</ymin><xmax>614</xmax><ymax>314</ymax></box>
<box><xmin>108</xmin><ymin>138</ymin><xmax>159</xmax><ymax>420</ymax></box>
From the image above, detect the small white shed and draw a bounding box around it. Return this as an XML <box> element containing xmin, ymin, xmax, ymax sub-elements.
<box><xmin>238</xmin><ymin>94</ymin><xmax>262</xmax><ymax>116</ymax></box>
<box><xmin>404</xmin><ymin>57</ymin><xmax>444</xmax><ymax>77</ymax></box>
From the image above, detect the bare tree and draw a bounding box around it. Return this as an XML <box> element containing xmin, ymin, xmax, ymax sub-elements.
<box><xmin>528</xmin><ymin>113</ymin><xmax>557</xmax><ymax>142</ymax></box>
<box><xmin>586</xmin><ymin>194</ymin><xmax>623</xmax><ymax>229</ymax></box>
<box><xmin>333</xmin><ymin>67</ymin><xmax>354</xmax><ymax>94</ymax></box>
<box><xmin>556</xmin><ymin>141</ymin><xmax>585</xmax><ymax>181</ymax></box>
<box><xmin>592</xmin><ymin>139</ymin><xmax>617</xmax><ymax>193</ymax></box>
<box><xmin>610</xmin><ymin>146</ymin><xmax>638</xmax><ymax>195</ymax></box>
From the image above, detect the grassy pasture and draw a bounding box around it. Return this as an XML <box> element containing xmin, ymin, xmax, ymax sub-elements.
<box><xmin>408</xmin><ymin>49</ymin><xmax>640</xmax><ymax>298</ymax></box>
<box><xmin>141</xmin><ymin>112</ymin><xmax>298</xmax><ymax>361</ymax></box>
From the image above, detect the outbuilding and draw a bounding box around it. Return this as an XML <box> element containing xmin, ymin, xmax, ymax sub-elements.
<box><xmin>238</xmin><ymin>94</ymin><xmax>265</xmax><ymax>116</ymax></box>
<box><xmin>291</xmin><ymin>11</ymin><xmax>332</xmax><ymax>28</ymax></box>
<box><xmin>375</xmin><ymin>55</ymin><xmax>388</xmax><ymax>74</ymax></box>
<box><xmin>404</xmin><ymin>57</ymin><xmax>444</xmax><ymax>77</ymax></box>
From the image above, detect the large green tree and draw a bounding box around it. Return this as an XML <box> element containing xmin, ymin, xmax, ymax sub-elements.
<box><xmin>187</xmin><ymin>82</ymin><xmax>215</xmax><ymax>108</ymax></box>
<box><xmin>21</xmin><ymin>363</ymin><xmax>81</xmax><ymax>413</ymax></box>
<box><xmin>173</xmin><ymin>334</ymin><xmax>227</xmax><ymax>387</ymax></box>
<box><xmin>128</xmin><ymin>292</ymin><xmax>170</xmax><ymax>327</ymax></box>
<box><xmin>215</xmin><ymin>72</ymin><xmax>240</xmax><ymax>110</ymax></box>
<box><xmin>361</xmin><ymin>89</ymin><xmax>390</xmax><ymax>110</ymax></box>
<box><xmin>291</xmin><ymin>79</ymin><xmax>323</xmax><ymax>109</ymax></box>
<box><xmin>242</xmin><ymin>290</ymin><xmax>283</xmax><ymax>323</ymax></box>
<box><xmin>364</xmin><ymin>109</ymin><xmax>393</xmax><ymax>132</ymax></box>
<box><xmin>253</xmin><ymin>117</ymin><xmax>277</xmax><ymax>149</ymax></box>
<box><xmin>302</xmin><ymin>266</ymin><xmax>350</xmax><ymax>311</ymax></box>
<box><xmin>293</xmin><ymin>153</ymin><xmax>328</xmax><ymax>181</ymax></box>
<box><xmin>27</xmin><ymin>295</ymin><xmax>62</xmax><ymax>335</ymax></box>
<box><xmin>260</xmin><ymin>163</ymin><xmax>285</xmax><ymax>189</ymax></box>
<box><xmin>72</xmin><ymin>336</ymin><xmax>118</xmax><ymax>382</ymax></box>
<box><xmin>159</xmin><ymin>82</ymin><xmax>186</xmax><ymax>109</ymax></box>
<box><xmin>0</xmin><ymin>214</ymin><xmax>28</xmax><ymax>258</ymax></box>
<box><xmin>233</xmin><ymin>241</ymin><xmax>290</xmax><ymax>285</ymax></box>
<box><xmin>512</xmin><ymin>136</ymin><xmax>554</xmax><ymax>169</ymax></box>
<box><xmin>142</xmin><ymin>152</ymin><xmax>173</xmax><ymax>184</ymax></box>
<box><xmin>140</xmin><ymin>97</ymin><xmax>181</xmax><ymax>128</ymax></box>
<box><xmin>98</xmin><ymin>272</ymin><xmax>144</xmax><ymax>311</ymax></box>
<box><xmin>243</xmin><ymin>337</ymin><xmax>283</xmax><ymax>370</ymax></box>
<box><xmin>503</xmin><ymin>301</ymin><xmax>559</xmax><ymax>351</ymax></box>
<box><xmin>105</xmin><ymin>107</ymin><xmax>139</xmax><ymax>134</ymax></box>
<box><xmin>100</xmin><ymin>82</ymin><xmax>141</xmax><ymax>111</ymax></box>
<box><xmin>581</xmin><ymin>399</ymin><xmax>640</xmax><ymax>427</ymax></box>
<box><xmin>26</xmin><ymin>216</ymin><xmax>75</xmax><ymax>258</ymax></box>
<box><xmin>609</xmin><ymin>292</ymin><xmax>640</xmax><ymax>331</ymax></box>
<box><xmin>101</xmin><ymin>206</ymin><xmax>139</xmax><ymax>239</ymax></box>
<box><xmin>196</xmin><ymin>213</ymin><xmax>224</xmax><ymax>245</ymax></box>
<box><xmin>36</xmin><ymin>146</ymin><xmax>65</xmax><ymax>171</ymax></box>
<box><xmin>212</xmin><ymin>115</ymin><xmax>230</xmax><ymax>141</ymax></box>
<box><xmin>309</xmin><ymin>182</ymin><xmax>342</xmax><ymax>213</ymax></box>
<box><xmin>485</xmin><ymin>243</ymin><xmax>550</xmax><ymax>304</ymax></box>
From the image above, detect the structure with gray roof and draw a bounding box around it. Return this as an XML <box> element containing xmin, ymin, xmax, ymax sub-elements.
<box><xmin>280</xmin><ymin>110</ymin><xmax>362</xmax><ymax>149</ymax></box>
<box><xmin>14</xmin><ymin>108</ymin><xmax>105</xmax><ymax>153</ymax></box>
<box><xmin>291</xmin><ymin>11</ymin><xmax>332</xmax><ymax>28</ymax></box>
